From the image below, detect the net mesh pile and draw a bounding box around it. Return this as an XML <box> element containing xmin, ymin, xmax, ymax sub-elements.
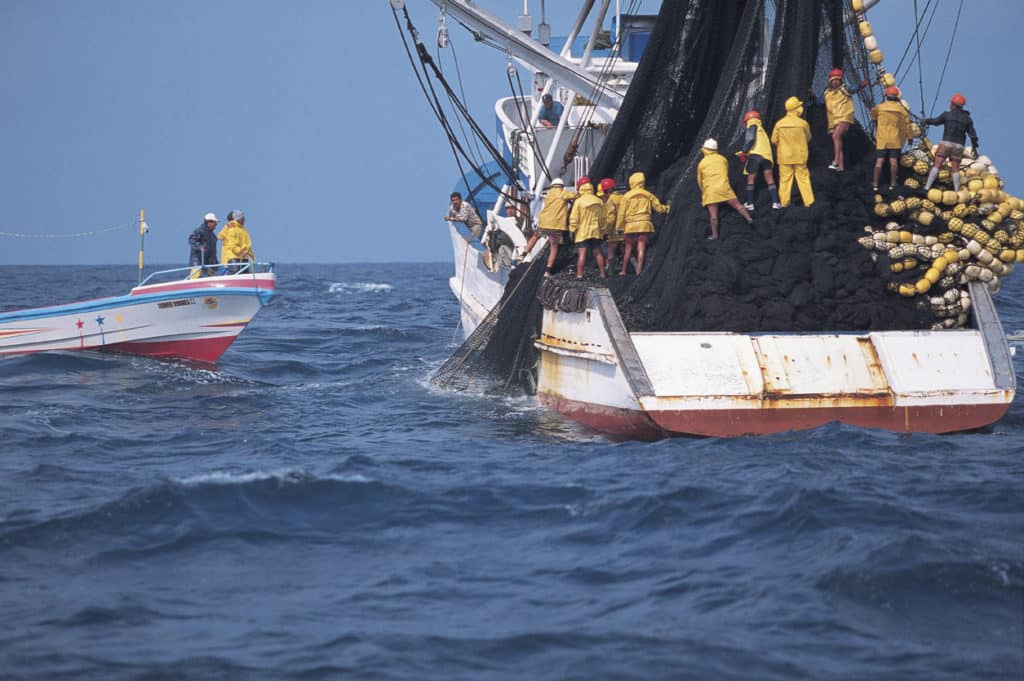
<box><xmin>433</xmin><ymin>0</ymin><xmax>933</xmax><ymax>394</ymax></box>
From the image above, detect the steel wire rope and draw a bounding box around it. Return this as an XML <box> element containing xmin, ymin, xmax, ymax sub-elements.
<box><xmin>912</xmin><ymin>0</ymin><xmax>927</xmax><ymax>116</ymax></box>
<box><xmin>438</xmin><ymin>37</ymin><xmax>488</xmax><ymax>168</ymax></box>
<box><xmin>928</xmin><ymin>0</ymin><xmax>963</xmax><ymax>116</ymax></box>
<box><xmin>0</xmin><ymin>222</ymin><xmax>134</xmax><ymax>239</ymax></box>
<box><xmin>506</xmin><ymin>66</ymin><xmax>554</xmax><ymax>185</ymax></box>
<box><xmin>892</xmin><ymin>0</ymin><xmax>937</xmax><ymax>80</ymax></box>
<box><xmin>392</xmin><ymin>6</ymin><xmax>479</xmax><ymax>207</ymax></box>
<box><xmin>394</xmin><ymin>7</ymin><xmax>522</xmax><ymax>205</ymax></box>
<box><xmin>557</xmin><ymin>0</ymin><xmax>639</xmax><ymax>178</ymax></box>
<box><xmin>410</xmin><ymin>25</ymin><xmax>523</xmax><ymax>199</ymax></box>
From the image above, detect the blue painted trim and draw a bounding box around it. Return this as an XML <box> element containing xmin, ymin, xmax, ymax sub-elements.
<box><xmin>0</xmin><ymin>287</ymin><xmax>273</xmax><ymax>323</ymax></box>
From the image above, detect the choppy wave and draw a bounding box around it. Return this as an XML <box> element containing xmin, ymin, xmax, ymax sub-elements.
<box><xmin>328</xmin><ymin>281</ymin><xmax>393</xmax><ymax>294</ymax></box>
<box><xmin>1</xmin><ymin>263</ymin><xmax>1021</xmax><ymax>681</ymax></box>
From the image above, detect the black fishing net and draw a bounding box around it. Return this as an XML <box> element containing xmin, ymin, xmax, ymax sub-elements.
<box><xmin>433</xmin><ymin>0</ymin><xmax>933</xmax><ymax>394</ymax></box>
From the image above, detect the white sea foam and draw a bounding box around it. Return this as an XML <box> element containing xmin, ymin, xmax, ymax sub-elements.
<box><xmin>328</xmin><ymin>282</ymin><xmax>393</xmax><ymax>294</ymax></box>
<box><xmin>178</xmin><ymin>468</ymin><xmax>370</xmax><ymax>486</ymax></box>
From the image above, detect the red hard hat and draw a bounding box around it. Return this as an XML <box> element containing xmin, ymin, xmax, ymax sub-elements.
<box><xmin>884</xmin><ymin>85</ymin><xmax>900</xmax><ymax>98</ymax></box>
<box><xmin>828</xmin><ymin>68</ymin><xmax>844</xmax><ymax>81</ymax></box>
<box><xmin>576</xmin><ymin>176</ymin><xmax>591</xmax><ymax>189</ymax></box>
<box><xmin>950</xmin><ymin>93</ymin><xmax>966</xmax><ymax>107</ymax></box>
<box><xmin>598</xmin><ymin>178</ymin><xmax>615</xmax><ymax>192</ymax></box>
<box><xmin>742</xmin><ymin>109</ymin><xmax>760</xmax><ymax>124</ymax></box>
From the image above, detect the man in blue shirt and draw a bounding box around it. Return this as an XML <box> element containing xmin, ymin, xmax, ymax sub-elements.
<box><xmin>538</xmin><ymin>93</ymin><xmax>563</xmax><ymax>128</ymax></box>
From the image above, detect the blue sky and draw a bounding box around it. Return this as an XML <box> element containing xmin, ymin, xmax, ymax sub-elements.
<box><xmin>1</xmin><ymin>1</ymin><xmax>1021</xmax><ymax>265</ymax></box>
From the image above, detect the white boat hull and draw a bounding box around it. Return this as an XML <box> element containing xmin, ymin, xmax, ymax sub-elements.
<box><xmin>534</xmin><ymin>283</ymin><xmax>1016</xmax><ymax>439</ymax></box>
<box><xmin>0</xmin><ymin>271</ymin><xmax>276</xmax><ymax>363</ymax></box>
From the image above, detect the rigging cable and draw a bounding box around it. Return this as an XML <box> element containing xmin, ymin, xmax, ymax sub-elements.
<box><xmin>393</xmin><ymin>6</ymin><xmax>523</xmax><ymax>204</ymax></box>
<box><xmin>405</xmin><ymin>9</ymin><xmax>523</xmax><ymax>193</ymax></box>
<box><xmin>506</xmin><ymin>64</ymin><xmax>553</xmax><ymax>185</ymax></box>
<box><xmin>557</xmin><ymin>0</ymin><xmax>641</xmax><ymax>177</ymax></box>
<box><xmin>0</xmin><ymin>223</ymin><xmax>134</xmax><ymax>239</ymax></box>
<box><xmin>891</xmin><ymin>0</ymin><xmax>936</xmax><ymax>81</ymax></box>
<box><xmin>929</xmin><ymin>0</ymin><xmax>963</xmax><ymax>116</ymax></box>
<box><xmin>912</xmin><ymin>0</ymin><xmax>927</xmax><ymax>117</ymax></box>
<box><xmin>438</xmin><ymin>28</ymin><xmax>488</xmax><ymax>168</ymax></box>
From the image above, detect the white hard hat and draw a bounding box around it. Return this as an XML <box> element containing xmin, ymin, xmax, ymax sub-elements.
<box><xmin>550</xmin><ymin>178</ymin><xmax>564</xmax><ymax>187</ymax></box>
<box><xmin>204</xmin><ymin>212</ymin><xmax>218</xmax><ymax>222</ymax></box>
<box><xmin>702</xmin><ymin>138</ymin><xmax>718</xmax><ymax>151</ymax></box>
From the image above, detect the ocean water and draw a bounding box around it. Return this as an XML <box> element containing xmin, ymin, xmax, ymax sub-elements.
<box><xmin>1</xmin><ymin>262</ymin><xmax>1022</xmax><ymax>681</ymax></box>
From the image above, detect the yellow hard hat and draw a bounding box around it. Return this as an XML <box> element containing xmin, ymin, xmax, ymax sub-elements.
<box><xmin>785</xmin><ymin>96</ymin><xmax>802</xmax><ymax>112</ymax></box>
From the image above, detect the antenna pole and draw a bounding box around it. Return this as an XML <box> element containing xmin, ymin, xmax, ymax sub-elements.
<box><xmin>137</xmin><ymin>209</ymin><xmax>148</xmax><ymax>284</ymax></box>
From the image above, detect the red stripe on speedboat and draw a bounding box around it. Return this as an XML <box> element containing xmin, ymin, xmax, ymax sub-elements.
<box><xmin>131</xmin><ymin>278</ymin><xmax>275</xmax><ymax>296</ymax></box>
<box><xmin>541</xmin><ymin>393</ymin><xmax>1011</xmax><ymax>438</ymax></box>
<box><xmin>101</xmin><ymin>335</ymin><xmax>239</xmax><ymax>363</ymax></box>
<box><xmin>0</xmin><ymin>328</ymin><xmax>45</xmax><ymax>338</ymax></box>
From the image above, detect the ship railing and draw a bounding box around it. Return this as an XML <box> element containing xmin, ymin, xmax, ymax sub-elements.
<box><xmin>137</xmin><ymin>261</ymin><xmax>275</xmax><ymax>287</ymax></box>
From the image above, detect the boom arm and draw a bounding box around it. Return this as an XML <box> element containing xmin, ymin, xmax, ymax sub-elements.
<box><xmin>427</xmin><ymin>0</ymin><xmax>624</xmax><ymax>108</ymax></box>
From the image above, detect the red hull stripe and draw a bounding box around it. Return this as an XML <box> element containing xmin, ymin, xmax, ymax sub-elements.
<box><xmin>101</xmin><ymin>335</ymin><xmax>239</xmax><ymax>363</ymax></box>
<box><xmin>540</xmin><ymin>394</ymin><xmax>1011</xmax><ymax>438</ymax></box>
<box><xmin>132</xmin><ymin>278</ymin><xmax>275</xmax><ymax>296</ymax></box>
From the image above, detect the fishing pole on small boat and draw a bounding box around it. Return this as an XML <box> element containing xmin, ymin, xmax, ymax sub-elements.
<box><xmin>137</xmin><ymin>209</ymin><xmax>149</xmax><ymax>285</ymax></box>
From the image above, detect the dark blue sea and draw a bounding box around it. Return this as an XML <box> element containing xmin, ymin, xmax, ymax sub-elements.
<box><xmin>1</xmin><ymin>263</ymin><xmax>1022</xmax><ymax>681</ymax></box>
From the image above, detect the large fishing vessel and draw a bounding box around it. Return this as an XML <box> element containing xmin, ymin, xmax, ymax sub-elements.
<box><xmin>402</xmin><ymin>0</ymin><xmax>1019</xmax><ymax>438</ymax></box>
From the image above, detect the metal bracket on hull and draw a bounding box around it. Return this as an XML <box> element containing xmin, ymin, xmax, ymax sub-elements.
<box><xmin>589</xmin><ymin>288</ymin><xmax>654</xmax><ymax>397</ymax></box>
<box><xmin>969</xmin><ymin>282</ymin><xmax>1016</xmax><ymax>392</ymax></box>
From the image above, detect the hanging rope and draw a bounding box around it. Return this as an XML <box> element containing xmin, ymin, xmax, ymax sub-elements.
<box><xmin>892</xmin><ymin>0</ymin><xmax>936</xmax><ymax>81</ymax></box>
<box><xmin>392</xmin><ymin>6</ymin><xmax>523</xmax><ymax>206</ymax></box>
<box><xmin>929</xmin><ymin>0</ymin><xmax>964</xmax><ymax>116</ymax></box>
<box><xmin>0</xmin><ymin>223</ymin><xmax>134</xmax><ymax>239</ymax></box>
<box><xmin>912</xmin><ymin>0</ymin><xmax>927</xmax><ymax>117</ymax></box>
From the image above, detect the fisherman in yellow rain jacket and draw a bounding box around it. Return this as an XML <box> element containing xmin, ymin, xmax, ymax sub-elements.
<box><xmin>615</xmin><ymin>171</ymin><xmax>670</xmax><ymax>276</ymax></box>
<box><xmin>569</xmin><ymin>178</ymin><xmax>607</xmax><ymax>279</ymax></box>
<box><xmin>870</xmin><ymin>85</ymin><xmax>912</xmax><ymax>192</ymax></box>
<box><xmin>823</xmin><ymin>67</ymin><xmax>868</xmax><ymax>172</ymax></box>
<box><xmin>697</xmin><ymin>138</ymin><xmax>752</xmax><ymax>240</ymax></box>
<box><xmin>218</xmin><ymin>210</ymin><xmax>256</xmax><ymax>273</ymax></box>
<box><xmin>770</xmin><ymin>96</ymin><xmax>815</xmax><ymax>207</ymax></box>
<box><xmin>597</xmin><ymin>178</ymin><xmax>623</xmax><ymax>271</ymax></box>
<box><xmin>522</xmin><ymin>178</ymin><xmax>575</xmax><ymax>276</ymax></box>
<box><xmin>737</xmin><ymin>110</ymin><xmax>781</xmax><ymax>211</ymax></box>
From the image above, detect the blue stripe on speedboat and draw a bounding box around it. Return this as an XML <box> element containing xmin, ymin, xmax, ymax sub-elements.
<box><xmin>0</xmin><ymin>287</ymin><xmax>274</xmax><ymax>323</ymax></box>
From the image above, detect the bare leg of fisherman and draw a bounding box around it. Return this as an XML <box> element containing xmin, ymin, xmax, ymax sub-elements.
<box><xmin>888</xmin><ymin>156</ymin><xmax>899</xmax><ymax>190</ymax></box>
<box><xmin>762</xmin><ymin>169</ymin><xmax>780</xmax><ymax>208</ymax></box>
<box><xmin>620</xmin><ymin>240</ymin><xmax>634</xmax><ymax>276</ymax></box>
<box><xmin>545</xmin><ymin>241</ymin><xmax>559</xmax><ymax>276</ymax></box>
<box><xmin>872</xmin><ymin>157</ymin><xmax>884</xmax><ymax>191</ymax></box>
<box><xmin>593</xmin><ymin>246</ymin><xmax>607</xmax><ymax>278</ymax></box>
<box><xmin>924</xmin><ymin>153</ymin><xmax>947</xmax><ymax>190</ymax></box>
<box><xmin>708</xmin><ymin>204</ymin><xmax>720</xmax><ymax>240</ymax></box>
<box><xmin>576</xmin><ymin>245</ymin><xmax>587</xmax><ymax>280</ymax></box>
<box><xmin>950</xmin><ymin>159</ymin><xmax>962</xmax><ymax>191</ymax></box>
<box><xmin>636</xmin><ymin>236</ymin><xmax>648</xmax><ymax>274</ymax></box>
<box><xmin>728</xmin><ymin>198</ymin><xmax>754</xmax><ymax>225</ymax></box>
